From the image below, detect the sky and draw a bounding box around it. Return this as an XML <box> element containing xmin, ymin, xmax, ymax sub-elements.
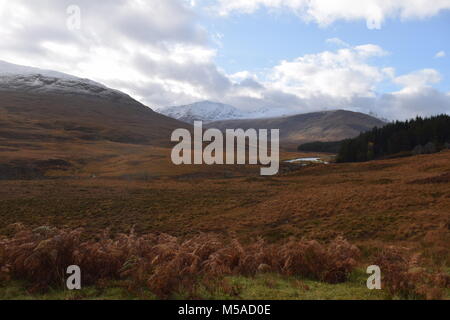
<box><xmin>0</xmin><ymin>0</ymin><xmax>449</xmax><ymax>120</ymax></box>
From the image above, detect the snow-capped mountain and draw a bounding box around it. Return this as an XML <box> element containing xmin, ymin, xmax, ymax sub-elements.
<box><xmin>157</xmin><ymin>101</ymin><xmax>249</xmax><ymax>124</ymax></box>
<box><xmin>0</xmin><ymin>60</ymin><xmax>188</xmax><ymax>147</ymax></box>
<box><xmin>158</xmin><ymin>100</ymin><xmax>301</xmax><ymax>123</ymax></box>
<box><xmin>0</xmin><ymin>60</ymin><xmax>131</xmax><ymax>103</ymax></box>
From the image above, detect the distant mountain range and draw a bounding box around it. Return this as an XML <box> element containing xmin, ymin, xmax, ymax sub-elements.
<box><xmin>206</xmin><ymin>110</ymin><xmax>386</xmax><ymax>144</ymax></box>
<box><xmin>157</xmin><ymin>101</ymin><xmax>247</xmax><ymax>124</ymax></box>
<box><xmin>0</xmin><ymin>60</ymin><xmax>385</xmax><ymax>150</ymax></box>
<box><xmin>159</xmin><ymin>100</ymin><xmax>385</xmax><ymax>144</ymax></box>
<box><xmin>157</xmin><ymin>101</ymin><xmax>292</xmax><ymax>124</ymax></box>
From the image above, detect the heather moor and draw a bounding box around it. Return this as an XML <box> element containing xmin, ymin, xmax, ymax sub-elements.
<box><xmin>0</xmin><ymin>1</ymin><xmax>449</xmax><ymax>302</ymax></box>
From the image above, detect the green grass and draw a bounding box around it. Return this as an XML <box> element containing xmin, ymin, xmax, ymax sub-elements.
<box><xmin>203</xmin><ymin>271</ymin><xmax>386</xmax><ymax>300</ymax></box>
<box><xmin>0</xmin><ymin>270</ymin><xmax>388</xmax><ymax>300</ymax></box>
<box><xmin>0</xmin><ymin>281</ymin><xmax>156</xmax><ymax>300</ymax></box>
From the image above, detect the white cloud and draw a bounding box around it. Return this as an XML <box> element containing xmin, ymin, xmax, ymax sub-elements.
<box><xmin>435</xmin><ymin>50</ymin><xmax>446</xmax><ymax>58</ymax></box>
<box><xmin>326</xmin><ymin>37</ymin><xmax>350</xmax><ymax>47</ymax></box>
<box><xmin>0</xmin><ymin>0</ymin><xmax>225</xmax><ymax>106</ymax></box>
<box><xmin>393</xmin><ymin>69</ymin><xmax>442</xmax><ymax>93</ymax></box>
<box><xmin>0</xmin><ymin>0</ymin><xmax>448</xmax><ymax>120</ymax></box>
<box><xmin>375</xmin><ymin>88</ymin><xmax>450</xmax><ymax>120</ymax></box>
<box><xmin>223</xmin><ymin>52</ymin><xmax>450</xmax><ymax>120</ymax></box>
<box><xmin>214</xmin><ymin>0</ymin><xmax>450</xmax><ymax>29</ymax></box>
<box><xmin>370</xmin><ymin>69</ymin><xmax>449</xmax><ymax>119</ymax></box>
<box><xmin>267</xmin><ymin>44</ymin><xmax>389</xmax><ymax>100</ymax></box>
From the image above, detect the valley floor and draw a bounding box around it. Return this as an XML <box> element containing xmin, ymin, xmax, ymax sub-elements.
<box><xmin>0</xmin><ymin>148</ymin><xmax>449</xmax><ymax>300</ymax></box>
<box><xmin>1</xmin><ymin>149</ymin><xmax>449</xmax><ymax>245</ymax></box>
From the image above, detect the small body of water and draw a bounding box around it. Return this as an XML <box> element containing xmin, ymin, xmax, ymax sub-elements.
<box><xmin>285</xmin><ymin>157</ymin><xmax>330</xmax><ymax>164</ymax></box>
<box><xmin>285</xmin><ymin>157</ymin><xmax>321</xmax><ymax>163</ymax></box>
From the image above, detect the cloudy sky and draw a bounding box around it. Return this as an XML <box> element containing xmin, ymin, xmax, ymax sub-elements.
<box><xmin>0</xmin><ymin>0</ymin><xmax>449</xmax><ymax>120</ymax></box>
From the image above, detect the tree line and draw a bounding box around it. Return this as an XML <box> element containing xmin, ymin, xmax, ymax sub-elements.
<box><xmin>336</xmin><ymin>114</ymin><xmax>450</xmax><ymax>163</ymax></box>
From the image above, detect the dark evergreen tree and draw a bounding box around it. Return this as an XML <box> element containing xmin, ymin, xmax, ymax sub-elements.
<box><xmin>337</xmin><ymin>114</ymin><xmax>450</xmax><ymax>163</ymax></box>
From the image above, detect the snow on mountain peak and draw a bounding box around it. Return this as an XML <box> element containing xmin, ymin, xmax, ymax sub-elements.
<box><xmin>0</xmin><ymin>60</ymin><xmax>78</xmax><ymax>79</ymax></box>
<box><xmin>0</xmin><ymin>60</ymin><xmax>130</xmax><ymax>102</ymax></box>
<box><xmin>158</xmin><ymin>100</ymin><xmax>301</xmax><ymax>123</ymax></box>
<box><xmin>158</xmin><ymin>101</ymin><xmax>248</xmax><ymax>124</ymax></box>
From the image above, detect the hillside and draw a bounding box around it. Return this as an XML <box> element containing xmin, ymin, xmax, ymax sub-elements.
<box><xmin>0</xmin><ymin>61</ymin><xmax>188</xmax><ymax>146</ymax></box>
<box><xmin>0</xmin><ymin>91</ymin><xmax>187</xmax><ymax>146</ymax></box>
<box><xmin>207</xmin><ymin>110</ymin><xmax>385</xmax><ymax>144</ymax></box>
<box><xmin>0</xmin><ymin>61</ymin><xmax>192</xmax><ymax>180</ymax></box>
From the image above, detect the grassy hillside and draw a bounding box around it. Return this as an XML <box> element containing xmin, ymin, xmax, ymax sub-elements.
<box><xmin>0</xmin><ymin>91</ymin><xmax>189</xmax><ymax>149</ymax></box>
<box><xmin>207</xmin><ymin>110</ymin><xmax>385</xmax><ymax>145</ymax></box>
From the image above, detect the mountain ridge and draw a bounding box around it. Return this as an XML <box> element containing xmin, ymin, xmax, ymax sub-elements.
<box><xmin>157</xmin><ymin>101</ymin><xmax>247</xmax><ymax>124</ymax></box>
<box><xmin>0</xmin><ymin>60</ymin><xmax>188</xmax><ymax>147</ymax></box>
<box><xmin>0</xmin><ymin>60</ymin><xmax>136</xmax><ymax>104</ymax></box>
<box><xmin>206</xmin><ymin>109</ymin><xmax>386</xmax><ymax>144</ymax></box>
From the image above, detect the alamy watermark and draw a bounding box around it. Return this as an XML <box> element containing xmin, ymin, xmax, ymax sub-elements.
<box><xmin>66</xmin><ymin>5</ymin><xmax>81</xmax><ymax>31</ymax></box>
<box><xmin>66</xmin><ymin>265</ymin><xmax>81</xmax><ymax>290</ymax></box>
<box><xmin>171</xmin><ymin>121</ymin><xmax>280</xmax><ymax>176</ymax></box>
<box><xmin>367</xmin><ymin>265</ymin><xmax>382</xmax><ymax>290</ymax></box>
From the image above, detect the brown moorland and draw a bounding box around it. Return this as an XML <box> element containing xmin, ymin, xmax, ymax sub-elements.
<box><xmin>0</xmin><ymin>89</ymin><xmax>449</xmax><ymax>299</ymax></box>
<box><xmin>1</xmin><ymin>148</ymin><xmax>448</xmax><ymax>246</ymax></box>
<box><xmin>1</xmin><ymin>138</ymin><xmax>449</xmax><ymax>299</ymax></box>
